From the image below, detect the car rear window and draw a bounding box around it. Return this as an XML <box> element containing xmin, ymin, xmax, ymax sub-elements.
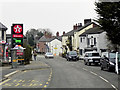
<box><xmin>47</xmin><ymin>53</ymin><xmax>53</xmax><ymax>55</ymax></box>
<box><xmin>92</xmin><ymin>53</ymin><xmax>100</xmax><ymax>56</ymax></box>
<box><xmin>69</xmin><ymin>51</ymin><xmax>77</xmax><ymax>55</ymax></box>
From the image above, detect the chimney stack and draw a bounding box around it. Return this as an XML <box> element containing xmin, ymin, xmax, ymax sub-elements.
<box><xmin>78</xmin><ymin>23</ymin><xmax>82</xmax><ymax>28</ymax></box>
<box><xmin>73</xmin><ymin>24</ymin><xmax>78</xmax><ymax>30</ymax></box>
<box><xmin>56</xmin><ymin>32</ymin><xmax>59</xmax><ymax>37</ymax></box>
<box><xmin>63</xmin><ymin>31</ymin><xmax>65</xmax><ymax>35</ymax></box>
<box><xmin>73</xmin><ymin>23</ymin><xmax>82</xmax><ymax>30</ymax></box>
<box><xmin>84</xmin><ymin>19</ymin><xmax>91</xmax><ymax>25</ymax></box>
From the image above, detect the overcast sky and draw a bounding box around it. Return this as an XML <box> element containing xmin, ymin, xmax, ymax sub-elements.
<box><xmin>0</xmin><ymin>0</ymin><xmax>97</xmax><ymax>35</ymax></box>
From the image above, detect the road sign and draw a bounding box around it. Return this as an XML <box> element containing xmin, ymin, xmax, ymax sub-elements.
<box><xmin>54</xmin><ymin>48</ymin><xmax>57</xmax><ymax>49</ymax></box>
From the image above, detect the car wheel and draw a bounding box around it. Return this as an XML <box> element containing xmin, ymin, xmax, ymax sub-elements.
<box><xmin>95</xmin><ymin>63</ymin><xmax>99</xmax><ymax>66</ymax></box>
<box><xmin>84</xmin><ymin>60</ymin><xmax>87</xmax><ymax>65</ymax></box>
<box><xmin>87</xmin><ymin>62</ymin><xmax>91</xmax><ymax>66</ymax></box>
<box><xmin>108</xmin><ymin>66</ymin><xmax>111</xmax><ymax>72</ymax></box>
<box><xmin>101</xmin><ymin>65</ymin><xmax>104</xmax><ymax>70</ymax></box>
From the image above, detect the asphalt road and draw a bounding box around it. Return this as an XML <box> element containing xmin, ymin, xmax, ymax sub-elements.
<box><xmin>0</xmin><ymin>55</ymin><xmax>119</xmax><ymax>90</ymax></box>
<box><xmin>40</xmin><ymin>56</ymin><xmax>119</xmax><ymax>89</ymax></box>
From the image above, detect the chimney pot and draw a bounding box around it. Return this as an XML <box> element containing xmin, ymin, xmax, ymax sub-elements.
<box><xmin>63</xmin><ymin>31</ymin><xmax>65</xmax><ymax>35</ymax></box>
<box><xmin>84</xmin><ymin>19</ymin><xmax>91</xmax><ymax>25</ymax></box>
<box><xmin>56</xmin><ymin>32</ymin><xmax>59</xmax><ymax>37</ymax></box>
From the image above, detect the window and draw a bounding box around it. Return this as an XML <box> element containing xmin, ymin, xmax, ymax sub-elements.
<box><xmin>2</xmin><ymin>30</ymin><xmax>4</xmax><ymax>40</ymax></box>
<box><xmin>94</xmin><ymin>38</ymin><xmax>96</xmax><ymax>45</ymax></box>
<box><xmin>87</xmin><ymin>38</ymin><xmax>90</xmax><ymax>45</ymax></box>
<box><xmin>80</xmin><ymin>38</ymin><xmax>82</xmax><ymax>42</ymax></box>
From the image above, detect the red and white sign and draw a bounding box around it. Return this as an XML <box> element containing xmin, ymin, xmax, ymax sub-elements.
<box><xmin>0</xmin><ymin>40</ymin><xmax>6</xmax><ymax>44</ymax></box>
<box><xmin>13</xmin><ymin>34</ymin><xmax>23</xmax><ymax>38</ymax></box>
<box><xmin>17</xmin><ymin>52</ymin><xmax>23</xmax><ymax>55</ymax></box>
<box><xmin>13</xmin><ymin>25</ymin><xmax>22</xmax><ymax>34</ymax></box>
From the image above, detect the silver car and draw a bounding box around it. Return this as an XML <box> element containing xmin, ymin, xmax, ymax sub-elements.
<box><xmin>45</xmin><ymin>52</ymin><xmax>54</xmax><ymax>58</ymax></box>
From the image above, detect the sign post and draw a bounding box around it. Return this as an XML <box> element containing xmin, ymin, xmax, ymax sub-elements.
<box><xmin>115</xmin><ymin>52</ymin><xmax>119</xmax><ymax>74</ymax></box>
<box><xmin>11</xmin><ymin>24</ymin><xmax>24</xmax><ymax>68</ymax></box>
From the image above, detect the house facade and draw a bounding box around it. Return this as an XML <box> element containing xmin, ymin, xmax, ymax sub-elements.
<box><xmin>79</xmin><ymin>27</ymin><xmax>108</xmax><ymax>57</ymax></box>
<box><xmin>0</xmin><ymin>22</ymin><xmax>8</xmax><ymax>60</ymax></box>
<box><xmin>47</xmin><ymin>37</ymin><xmax>62</xmax><ymax>56</ymax></box>
<box><xmin>73</xmin><ymin>19</ymin><xmax>98</xmax><ymax>51</ymax></box>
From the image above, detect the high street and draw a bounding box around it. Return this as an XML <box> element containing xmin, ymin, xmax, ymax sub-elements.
<box><xmin>0</xmin><ymin>55</ymin><xmax>119</xmax><ymax>90</ymax></box>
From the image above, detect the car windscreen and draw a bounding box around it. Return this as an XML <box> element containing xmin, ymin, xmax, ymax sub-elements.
<box><xmin>109</xmin><ymin>53</ymin><xmax>116</xmax><ymax>62</ymax></box>
<box><xmin>69</xmin><ymin>51</ymin><xmax>77</xmax><ymax>55</ymax></box>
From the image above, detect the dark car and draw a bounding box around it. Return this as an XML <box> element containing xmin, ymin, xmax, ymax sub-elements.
<box><xmin>66</xmin><ymin>51</ymin><xmax>79</xmax><ymax>61</ymax></box>
<box><xmin>100</xmin><ymin>52</ymin><xmax>116</xmax><ymax>71</ymax></box>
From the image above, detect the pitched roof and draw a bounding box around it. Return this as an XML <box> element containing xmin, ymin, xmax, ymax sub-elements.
<box><xmin>62</xmin><ymin>22</ymin><xmax>98</xmax><ymax>36</ymax></box>
<box><xmin>0</xmin><ymin>22</ymin><xmax>7</xmax><ymax>30</ymax></box>
<box><xmin>38</xmin><ymin>36</ymin><xmax>62</xmax><ymax>42</ymax></box>
<box><xmin>79</xmin><ymin>27</ymin><xmax>104</xmax><ymax>36</ymax></box>
<box><xmin>62</xmin><ymin>30</ymin><xmax>75</xmax><ymax>36</ymax></box>
<box><xmin>75</xmin><ymin>22</ymin><xmax>98</xmax><ymax>32</ymax></box>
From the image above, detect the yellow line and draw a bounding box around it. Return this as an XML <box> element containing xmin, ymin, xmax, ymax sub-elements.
<box><xmin>22</xmin><ymin>80</ymin><xmax>25</xmax><ymax>82</ymax></box>
<box><xmin>18</xmin><ymin>80</ymin><xmax>22</xmax><ymax>82</ymax></box>
<box><xmin>15</xmin><ymin>83</ymin><xmax>20</xmax><ymax>87</ymax></box>
<box><xmin>0</xmin><ymin>79</ymin><xmax>11</xmax><ymax>85</ymax></box>
<box><xmin>13</xmin><ymin>80</ymin><xmax>17</xmax><ymax>82</ymax></box>
<box><xmin>3</xmin><ymin>83</ymin><xmax>12</xmax><ymax>86</ymax></box>
<box><xmin>29</xmin><ymin>83</ymin><xmax>33</xmax><ymax>86</ymax></box>
<box><xmin>44</xmin><ymin>85</ymin><xmax>47</xmax><ymax>88</ymax></box>
<box><xmin>24</xmin><ymin>71</ymin><xmax>27</xmax><ymax>72</ymax></box>
<box><xmin>22</xmin><ymin>84</ymin><xmax>26</xmax><ymax>86</ymax></box>
<box><xmin>48</xmin><ymin>79</ymin><xmax>51</xmax><ymax>81</ymax></box>
<box><xmin>40</xmin><ymin>84</ymin><xmax>42</xmax><ymax>86</ymax></box>
<box><xmin>33</xmin><ymin>84</ymin><xmax>37</xmax><ymax>86</ymax></box>
<box><xmin>46</xmin><ymin>82</ymin><xmax>49</xmax><ymax>84</ymax></box>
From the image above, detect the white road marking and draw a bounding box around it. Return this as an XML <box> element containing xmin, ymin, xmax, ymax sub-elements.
<box><xmin>82</xmin><ymin>68</ymin><xmax>88</xmax><ymax>71</ymax></box>
<box><xmin>4</xmin><ymin>70</ymin><xmax>19</xmax><ymax>78</ymax></box>
<box><xmin>90</xmin><ymin>71</ymin><xmax>98</xmax><ymax>76</ymax></box>
<box><xmin>99</xmin><ymin>76</ymin><xmax>109</xmax><ymax>83</ymax></box>
<box><xmin>111</xmin><ymin>84</ymin><xmax>118</xmax><ymax>90</ymax></box>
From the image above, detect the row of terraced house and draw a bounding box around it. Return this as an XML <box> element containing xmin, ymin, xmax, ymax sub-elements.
<box><xmin>37</xmin><ymin>19</ymin><xmax>109</xmax><ymax>57</ymax></box>
<box><xmin>62</xmin><ymin>19</ymin><xmax>108</xmax><ymax>57</ymax></box>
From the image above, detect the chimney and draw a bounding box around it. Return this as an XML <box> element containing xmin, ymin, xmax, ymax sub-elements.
<box><xmin>73</xmin><ymin>24</ymin><xmax>78</xmax><ymax>30</ymax></box>
<box><xmin>63</xmin><ymin>31</ymin><xmax>65</xmax><ymax>35</ymax></box>
<box><xmin>84</xmin><ymin>19</ymin><xmax>91</xmax><ymax>25</ymax></box>
<box><xmin>56</xmin><ymin>32</ymin><xmax>59</xmax><ymax>37</ymax></box>
<box><xmin>77</xmin><ymin>23</ymin><xmax>82</xmax><ymax>28</ymax></box>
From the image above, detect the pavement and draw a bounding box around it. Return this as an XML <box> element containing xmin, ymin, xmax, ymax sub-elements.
<box><xmin>0</xmin><ymin>55</ymin><xmax>50</xmax><ymax>82</ymax></box>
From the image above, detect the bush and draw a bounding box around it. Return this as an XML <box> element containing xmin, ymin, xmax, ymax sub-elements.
<box><xmin>23</xmin><ymin>43</ymin><xmax>32</xmax><ymax>64</ymax></box>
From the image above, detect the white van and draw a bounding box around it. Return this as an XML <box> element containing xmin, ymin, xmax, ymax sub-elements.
<box><xmin>84</xmin><ymin>51</ymin><xmax>101</xmax><ymax>66</ymax></box>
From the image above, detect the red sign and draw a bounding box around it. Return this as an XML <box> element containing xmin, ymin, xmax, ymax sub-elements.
<box><xmin>13</xmin><ymin>25</ymin><xmax>22</xmax><ymax>34</ymax></box>
<box><xmin>13</xmin><ymin>34</ymin><xmax>23</xmax><ymax>38</ymax></box>
<box><xmin>17</xmin><ymin>52</ymin><xmax>23</xmax><ymax>55</ymax></box>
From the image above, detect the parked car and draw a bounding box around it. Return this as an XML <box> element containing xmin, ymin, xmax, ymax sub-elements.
<box><xmin>66</xmin><ymin>51</ymin><xmax>79</xmax><ymax>61</ymax></box>
<box><xmin>84</xmin><ymin>51</ymin><xmax>101</xmax><ymax>66</ymax></box>
<box><xmin>45</xmin><ymin>52</ymin><xmax>54</xmax><ymax>58</ymax></box>
<box><xmin>100</xmin><ymin>52</ymin><xmax>118</xmax><ymax>72</ymax></box>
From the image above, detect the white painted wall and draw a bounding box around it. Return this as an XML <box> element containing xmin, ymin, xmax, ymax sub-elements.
<box><xmin>79</xmin><ymin>32</ymin><xmax>108</xmax><ymax>56</ymax></box>
<box><xmin>48</xmin><ymin>39</ymin><xmax>62</xmax><ymax>56</ymax></box>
